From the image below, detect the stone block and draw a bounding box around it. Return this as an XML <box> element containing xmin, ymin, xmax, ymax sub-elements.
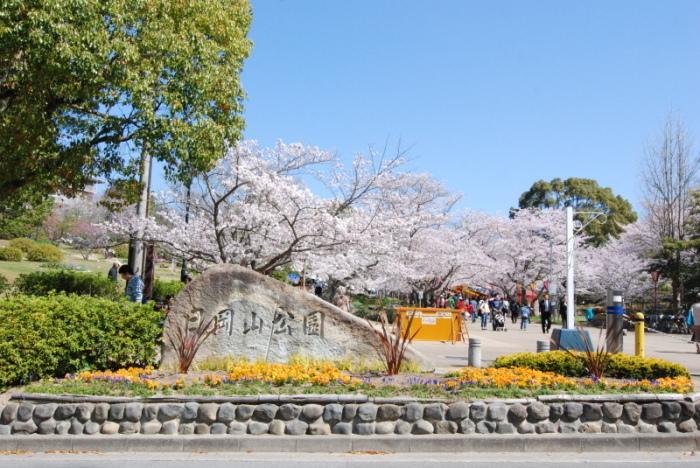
<box><xmin>395</xmin><ymin>420</ymin><xmax>412</xmax><ymax>434</ymax></box>
<box><xmin>332</xmin><ymin>421</ymin><xmax>352</xmax><ymax>435</ymax></box>
<box><xmin>118</xmin><ymin>421</ymin><xmax>139</xmax><ymax>434</ymax></box>
<box><xmin>217</xmin><ymin>403</ymin><xmax>236</xmax><ymax>423</ymax></box>
<box><xmin>623</xmin><ymin>402</ymin><xmax>641</xmax><ymax>424</ymax></box>
<box><xmin>236</xmin><ymin>404</ymin><xmax>255</xmax><ymax>421</ymax></box>
<box><xmin>248</xmin><ymin>421</ymin><xmax>269</xmax><ymax>435</ymax></box>
<box><xmin>285</xmin><ymin>419</ymin><xmax>308</xmax><ymax>435</ymax></box>
<box><xmin>108</xmin><ymin>404</ymin><xmax>124</xmax><ymax>421</ymax></box>
<box><xmin>210</xmin><ymin>422</ymin><xmax>227</xmax><ymax>435</ymax></box>
<box><xmin>496</xmin><ymin>422</ymin><xmax>515</xmax><ymax>434</ymax></box>
<box><xmin>470</xmin><ymin>402</ymin><xmax>487</xmax><ymax>421</ymax></box>
<box><xmin>559</xmin><ymin>421</ymin><xmax>580</xmax><ymax>433</ymax></box>
<box><xmin>616</xmin><ymin>422</ymin><xmax>636</xmax><ymax>434</ymax></box>
<box><xmin>447</xmin><ymin>402</ymin><xmax>469</xmax><ymax>421</ymax></box>
<box><xmin>377</xmin><ymin>404</ymin><xmax>402</xmax><ymax>421</ymax></box>
<box><xmin>679</xmin><ymin>401</ymin><xmax>695</xmax><ymax>419</ymax></box>
<box><xmin>549</xmin><ymin>403</ymin><xmax>563</xmax><ymax>421</ymax></box>
<box><xmin>342</xmin><ymin>404</ymin><xmax>357</xmax><ymax>421</ymax></box>
<box><xmin>402</xmin><ymin>403</ymin><xmax>423</xmax><ymax>422</ymax></box>
<box><xmin>357</xmin><ymin>403</ymin><xmax>378</xmax><ymax>422</ymax></box>
<box><xmin>435</xmin><ymin>420</ymin><xmax>457</xmax><ymax>434</ymax></box>
<box><xmin>124</xmin><ymin>403</ymin><xmax>143</xmax><ymax>422</ymax></box>
<box><xmin>83</xmin><ymin>421</ymin><xmax>100</xmax><ymax>435</ymax></box>
<box><xmin>323</xmin><ymin>404</ymin><xmax>342</xmax><ymax>423</ymax></box>
<box><xmin>658</xmin><ymin>421</ymin><xmax>677</xmax><ymax>433</ymax></box>
<box><xmin>183</xmin><ymin>402</ymin><xmax>199</xmax><ymax>421</ymax></box>
<box><xmin>582</xmin><ymin>403</ymin><xmax>602</xmax><ymax>422</ymax></box>
<box><xmin>69</xmin><ymin>420</ymin><xmax>84</xmax><ymax>435</ymax></box>
<box><xmin>12</xmin><ymin>419</ymin><xmax>37</xmax><ymax>434</ymax></box>
<box><xmin>579</xmin><ymin>422</ymin><xmax>601</xmax><ymax>433</ymax></box>
<box><xmin>508</xmin><ymin>404</ymin><xmax>528</xmax><ymax>424</ymax></box>
<box><xmin>662</xmin><ymin>401</ymin><xmax>681</xmax><ymax>421</ymax></box>
<box><xmin>487</xmin><ymin>403</ymin><xmax>507</xmax><ymax>422</ymax></box>
<box><xmin>194</xmin><ymin>423</ymin><xmax>210</xmax><ymax>435</ymax></box>
<box><xmin>354</xmin><ymin>421</ymin><xmax>376</xmax><ymax>435</ymax></box>
<box><xmin>227</xmin><ymin>421</ymin><xmax>247</xmax><ymax>435</ymax></box>
<box><xmin>269</xmin><ymin>419</ymin><xmax>285</xmax><ymax>435</ymax></box>
<box><xmin>101</xmin><ymin>421</ymin><xmax>119</xmax><ymax>435</ymax></box>
<box><xmin>0</xmin><ymin>403</ymin><xmax>18</xmax><ymax>424</ymax></box>
<box><xmin>301</xmin><ymin>404</ymin><xmax>323</xmax><ymax>422</ymax></box>
<box><xmin>527</xmin><ymin>402</ymin><xmax>549</xmax><ymax>422</ymax></box>
<box><xmin>638</xmin><ymin>422</ymin><xmax>657</xmax><ymax>433</ymax></box>
<box><xmin>55</xmin><ymin>420</ymin><xmax>71</xmax><ymax>435</ymax></box>
<box><xmin>17</xmin><ymin>403</ymin><xmax>34</xmax><ymax>422</ymax></box>
<box><xmin>198</xmin><ymin>403</ymin><xmax>218</xmax><ymax>424</ymax></box>
<box><xmin>459</xmin><ymin>419</ymin><xmax>476</xmax><ymax>434</ymax></box>
<box><xmin>141</xmin><ymin>421</ymin><xmax>162</xmax><ymax>434</ymax></box>
<box><xmin>76</xmin><ymin>403</ymin><xmax>94</xmax><ymax>423</ymax></box>
<box><xmin>142</xmin><ymin>404</ymin><xmax>158</xmax><ymax>421</ymax></box>
<box><xmin>602</xmin><ymin>402</ymin><xmax>623</xmax><ymax>420</ymax></box>
<box><xmin>178</xmin><ymin>423</ymin><xmax>195</xmax><ymax>435</ymax></box>
<box><xmin>34</xmin><ymin>403</ymin><xmax>58</xmax><ymax>421</ymax></box>
<box><xmin>678</xmin><ymin>419</ymin><xmax>697</xmax><ymax>433</ymax></box>
<box><xmin>601</xmin><ymin>422</ymin><xmax>618</xmax><ymax>433</ymax></box>
<box><xmin>158</xmin><ymin>404</ymin><xmax>183</xmax><ymax>421</ymax></box>
<box><xmin>535</xmin><ymin>421</ymin><xmax>556</xmax><ymax>434</ymax></box>
<box><xmin>423</xmin><ymin>403</ymin><xmax>446</xmax><ymax>422</ymax></box>
<box><xmin>161</xmin><ymin>420</ymin><xmax>179</xmax><ymax>435</ymax></box>
<box><xmin>308</xmin><ymin>422</ymin><xmax>331</xmax><ymax>435</ymax></box>
<box><xmin>278</xmin><ymin>403</ymin><xmax>302</xmax><ymax>421</ymax></box>
<box><xmin>517</xmin><ymin>422</ymin><xmax>535</xmax><ymax>434</ymax></box>
<box><xmin>411</xmin><ymin>420</ymin><xmax>433</xmax><ymax>435</ymax></box>
<box><xmin>93</xmin><ymin>403</ymin><xmax>110</xmax><ymax>423</ymax></box>
<box><xmin>38</xmin><ymin>419</ymin><xmax>57</xmax><ymax>434</ymax></box>
<box><xmin>642</xmin><ymin>403</ymin><xmax>663</xmax><ymax>422</ymax></box>
<box><xmin>0</xmin><ymin>425</ymin><xmax>9</xmax><ymax>435</ymax></box>
<box><xmin>563</xmin><ymin>402</ymin><xmax>583</xmax><ymax>421</ymax></box>
<box><xmin>475</xmin><ymin>421</ymin><xmax>495</xmax><ymax>434</ymax></box>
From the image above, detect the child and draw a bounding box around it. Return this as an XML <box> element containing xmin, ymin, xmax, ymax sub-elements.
<box><xmin>520</xmin><ymin>303</ymin><xmax>531</xmax><ymax>330</ymax></box>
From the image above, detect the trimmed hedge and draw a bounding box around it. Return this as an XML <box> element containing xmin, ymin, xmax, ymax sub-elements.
<box><xmin>0</xmin><ymin>246</ymin><xmax>23</xmax><ymax>261</ymax></box>
<box><xmin>152</xmin><ymin>279</ymin><xmax>184</xmax><ymax>301</ymax></box>
<box><xmin>493</xmin><ymin>351</ymin><xmax>690</xmax><ymax>380</ymax></box>
<box><xmin>8</xmin><ymin>237</ymin><xmax>37</xmax><ymax>253</ymax></box>
<box><xmin>15</xmin><ymin>270</ymin><xmax>120</xmax><ymax>299</ymax></box>
<box><xmin>0</xmin><ymin>294</ymin><xmax>163</xmax><ymax>387</ymax></box>
<box><xmin>26</xmin><ymin>244</ymin><xmax>63</xmax><ymax>262</ymax></box>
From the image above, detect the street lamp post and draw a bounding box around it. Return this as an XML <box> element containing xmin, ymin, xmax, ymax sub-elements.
<box><xmin>565</xmin><ymin>206</ymin><xmax>575</xmax><ymax>330</ymax></box>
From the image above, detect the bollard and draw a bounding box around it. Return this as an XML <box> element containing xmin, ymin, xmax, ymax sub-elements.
<box><xmin>536</xmin><ymin>340</ymin><xmax>550</xmax><ymax>353</ymax></box>
<box><xmin>634</xmin><ymin>312</ymin><xmax>645</xmax><ymax>357</ymax></box>
<box><xmin>468</xmin><ymin>338</ymin><xmax>482</xmax><ymax>368</ymax></box>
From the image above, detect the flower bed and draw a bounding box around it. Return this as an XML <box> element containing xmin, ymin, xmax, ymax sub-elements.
<box><xmin>24</xmin><ymin>361</ymin><xmax>694</xmax><ymax>399</ymax></box>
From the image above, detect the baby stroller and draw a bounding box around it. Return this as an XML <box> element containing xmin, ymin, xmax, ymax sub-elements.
<box><xmin>492</xmin><ymin>311</ymin><xmax>507</xmax><ymax>331</ymax></box>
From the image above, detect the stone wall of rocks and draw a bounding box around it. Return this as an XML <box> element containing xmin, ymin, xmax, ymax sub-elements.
<box><xmin>1</xmin><ymin>394</ymin><xmax>699</xmax><ymax>436</ymax></box>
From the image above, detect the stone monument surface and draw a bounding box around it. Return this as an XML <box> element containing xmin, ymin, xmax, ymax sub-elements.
<box><xmin>161</xmin><ymin>264</ymin><xmax>409</xmax><ymax>367</ymax></box>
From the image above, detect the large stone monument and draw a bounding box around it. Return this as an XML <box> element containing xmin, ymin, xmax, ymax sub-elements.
<box><xmin>161</xmin><ymin>264</ymin><xmax>419</xmax><ymax>367</ymax></box>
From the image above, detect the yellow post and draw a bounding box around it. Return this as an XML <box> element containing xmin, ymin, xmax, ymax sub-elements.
<box><xmin>633</xmin><ymin>313</ymin><xmax>645</xmax><ymax>357</ymax></box>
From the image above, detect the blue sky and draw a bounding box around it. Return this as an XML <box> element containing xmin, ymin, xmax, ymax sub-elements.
<box><xmin>164</xmin><ymin>0</ymin><xmax>700</xmax><ymax>215</ymax></box>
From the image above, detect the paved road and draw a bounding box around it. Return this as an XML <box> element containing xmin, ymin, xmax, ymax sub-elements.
<box><xmin>0</xmin><ymin>452</ymin><xmax>698</xmax><ymax>468</ymax></box>
<box><xmin>412</xmin><ymin>323</ymin><xmax>700</xmax><ymax>386</ymax></box>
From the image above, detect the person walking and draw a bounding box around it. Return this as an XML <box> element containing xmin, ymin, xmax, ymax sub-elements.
<box><xmin>560</xmin><ymin>300</ymin><xmax>568</xmax><ymax>329</ymax></box>
<box><xmin>479</xmin><ymin>299</ymin><xmax>490</xmax><ymax>330</ymax></box>
<box><xmin>107</xmin><ymin>262</ymin><xmax>120</xmax><ymax>282</ymax></box>
<box><xmin>520</xmin><ymin>302</ymin><xmax>531</xmax><ymax>330</ymax></box>
<box><xmin>119</xmin><ymin>265</ymin><xmax>144</xmax><ymax>303</ymax></box>
<box><xmin>539</xmin><ymin>293</ymin><xmax>553</xmax><ymax>334</ymax></box>
<box><xmin>510</xmin><ymin>300</ymin><xmax>519</xmax><ymax>324</ymax></box>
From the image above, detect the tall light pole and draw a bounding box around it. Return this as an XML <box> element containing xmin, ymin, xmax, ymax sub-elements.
<box><xmin>565</xmin><ymin>206</ymin><xmax>575</xmax><ymax>329</ymax></box>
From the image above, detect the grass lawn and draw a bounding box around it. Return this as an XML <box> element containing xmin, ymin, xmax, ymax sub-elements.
<box><xmin>0</xmin><ymin>241</ymin><xmax>180</xmax><ymax>282</ymax></box>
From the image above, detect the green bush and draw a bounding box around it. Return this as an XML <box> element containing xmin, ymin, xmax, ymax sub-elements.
<box><xmin>0</xmin><ymin>246</ymin><xmax>23</xmax><ymax>261</ymax></box>
<box><xmin>493</xmin><ymin>351</ymin><xmax>689</xmax><ymax>380</ymax></box>
<box><xmin>0</xmin><ymin>274</ymin><xmax>9</xmax><ymax>293</ymax></box>
<box><xmin>8</xmin><ymin>237</ymin><xmax>37</xmax><ymax>253</ymax></box>
<box><xmin>15</xmin><ymin>270</ymin><xmax>120</xmax><ymax>299</ymax></box>
<box><xmin>26</xmin><ymin>243</ymin><xmax>64</xmax><ymax>262</ymax></box>
<box><xmin>152</xmin><ymin>279</ymin><xmax>184</xmax><ymax>301</ymax></box>
<box><xmin>112</xmin><ymin>244</ymin><xmax>129</xmax><ymax>259</ymax></box>
<box><xmin>0</xmin><ymin>293</ymin><xmax>163</xmax><ymax>387</ymax></box>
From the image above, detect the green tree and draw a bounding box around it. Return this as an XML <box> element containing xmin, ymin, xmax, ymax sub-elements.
<box><xmin>0</xmin><ymin>197</ymin><xmax>54</xmax><ymax>240</ymax></box>
<box><xmin>518</xmin><ymin>178</ymin><xmax>637</xmax><ymax>245</ymax></box>
<box><xmin>0</xmin><ymin>0</ymin><xmax>252</xmax><ymax>201</ymax></box>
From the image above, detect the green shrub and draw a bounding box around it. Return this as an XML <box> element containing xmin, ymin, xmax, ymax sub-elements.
<box><xmin>0</xmin><ymin>274</ymin><xmax>9</xmax><ymax>293</ymax></box>
<box><xmin>0</xmin><ymin>293</ymin><xmax>163</xmax><ymax>387</ymax></box>
<box><xmin>113</xmin><ymin>244</ymin><xmax>129</xmax><ymax>259</ymax></box>
<box><xmin>0</xmin><ymin>246</ymin><xmax>23</xmax><ymax>261</ymax></box>
<box><xmin>152</xmin><ymin>279</ymin><xmax>184</xmax><ymax>301</ymax></box>
<box><xmin>15</xmin><ymin>270</ymin><xmax>120</xmax><ymax>299</ymax></box>
<box><xmin>493</xmin><ymin>351</ymin><xmax>689</xmax><ymax>380</ymax></box>
<box><xmin>8</xmin><ymin>237</ymin><xmax>37</xmax><ymax>253</ymax></box>
<box><xmin>26</xmin><ymin>244</ymin><xmax>64</xmax><ymax>262</ymax></box>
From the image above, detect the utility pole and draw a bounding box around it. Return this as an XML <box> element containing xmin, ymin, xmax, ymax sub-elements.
<box><xmin>128</xmin><ymin>144</ymin><xmax>152</xmax><ymax>277</ymax></box>
<box><xmin>565</xmin><ymin>206</ymin><xmax>575</xmax><ymax>330</ymax></box>
<box><xmin>180</xmin><ymin>181</ymin><xmax>192</xmax><ymax>282</ymax></box>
